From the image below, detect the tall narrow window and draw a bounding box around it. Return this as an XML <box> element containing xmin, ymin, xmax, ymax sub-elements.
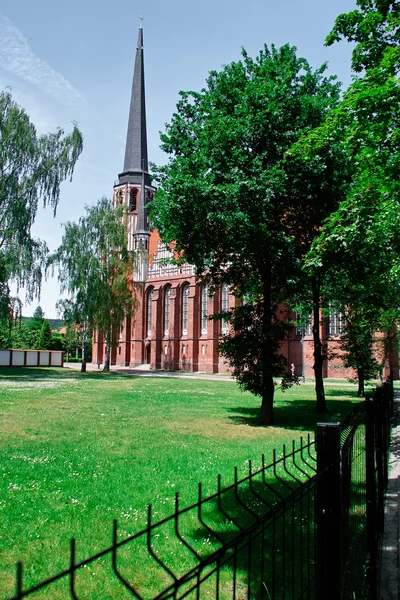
<box><xmin>222</xmin><ymin>283</ymin><xmax>229</xmax><ymax>334</ymax></box>
<box><xmin>129</xmin><ymin>188</ymin><xmax>137</xmax><ymax>212</ymax></box>
<box><xmin>328</xmin><ymin>311</ymin><xmax>344</xmax><ymax>336</ymax></box>
<box><xmin>147</xmin><ymin>288</ymin><xmax>153</xmax><ymax>337</ymax></box>
<box><xmin>164</xmin><ymin>287</ymin><xmax>171</xmax><ymax>336</ymax></box>
<box><xmin>296</xmin><ymin>312</ymin><xmax>312</xmax><ymax>336</ymax></box>
<box><xmin>182</xmin><ymin>284</ymin><xmax>189</xmax><ymax>335</ymax></box>
<box><xmin>201</xmin><ymin>284</ymin><xmax>208</xmax><ymax>335</ymax></box>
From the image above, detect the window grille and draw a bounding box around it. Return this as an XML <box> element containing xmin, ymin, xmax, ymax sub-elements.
<box><xmin>147</xmin><ymin>289</ymin><xmax>153</xmax><ymax>337</ymax></box>
<box><xmin>328</xmin><ymin>311</ymin><xmax>345</xmax><ymax>336</ymax></box>
<box><xmin>201</xmin><ymin>284</ymin><xmax>208</xmax><ymax>334</ymax></box>
<box><xmin>222</xmin><ymin>283</ymin><xmax>229</xmax><ymax>334</ymax></box>
<box><xmin>164</xmin><ymin>287</ymin><xmax>171</xmax><ymax>336</ymax></box>
<box><xmin>296</xmin><ymin>313</ymin><xmax>312</xmax><ymax>336</ymax></box>
<box><xmin>182</xmin><ymin>285</ymin><xmax>189</xmax><ymax>335</ymax></box>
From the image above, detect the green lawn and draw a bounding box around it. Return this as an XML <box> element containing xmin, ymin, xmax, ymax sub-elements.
<box><xmin>0</xmin><ymin>367</ymin><xmax>360</xmax><ymax>598</ymax></box>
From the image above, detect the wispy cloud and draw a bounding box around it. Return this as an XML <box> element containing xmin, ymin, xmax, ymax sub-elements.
<box><xmin>0</xmin><ymin>13</ymin><xmax>86</xmax><ymax>106</ymax></box>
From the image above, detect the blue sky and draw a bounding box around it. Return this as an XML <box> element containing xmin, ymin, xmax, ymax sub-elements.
<box><xmin>0</xmin><ymin>0</ymin><xmax>357</xmax><ymax>317</ymax></box>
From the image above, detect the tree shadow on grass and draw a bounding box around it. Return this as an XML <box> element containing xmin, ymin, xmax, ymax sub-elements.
<box><xmin>226</xmin><ymin>398</ymin><xmax>361</xmax><ymax>432</ymax></box>
<box><xmin>324</xmin><ymin>388</ymin><xmax>360</xmax><ymax>397</ymax></box>
<box><xmin>0</xmin><ymin>367</ymin><xmax>129</xmax><ymax>382</ymax></box>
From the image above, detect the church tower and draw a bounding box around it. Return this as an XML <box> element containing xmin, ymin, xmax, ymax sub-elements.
<box><xmin>113</xmin><ymin>23</ymin><xmax>156</xmax><ymax>282</ymax></box>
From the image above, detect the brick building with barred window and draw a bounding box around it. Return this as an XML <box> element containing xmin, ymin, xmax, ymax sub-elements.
<box><xmin>92</xmin><ymin>26</ymin><xmax>398</xmax><ymax>380</ymax></box>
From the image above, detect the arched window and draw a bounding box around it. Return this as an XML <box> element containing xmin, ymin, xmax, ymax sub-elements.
<box><xmin>164</xmin><ymin>287</ymin><xmax>171</xmax><ymax>336</ymax></box>
<box><xmin>147</xmin><ymin>288</ymin><xmax>153</xmax><ymax>337</ymax></box>
<box><xmin>129</xmin><ymin>188</ymin><xmax>137</xmax><ymax>212</ymax></box>
<box><xmin>221</xmin><ymin>283</ymin><xmax>229</xmax><ymax>334</ymax></box>
<box><xmin>201</xmin><ymin>284</ymin><xmax>208</xmax><ymax>335</ymax></box>
<box><xmin>182</xmin><ymin>284</ymin><xmax>189</xmax><ymax>335</ymax></box>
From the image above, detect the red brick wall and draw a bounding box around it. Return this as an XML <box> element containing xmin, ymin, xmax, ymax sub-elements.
<box><xmin>93</xmin><ymin>286</ymin><xmax>399</xmax><ymax>379</ymax></box>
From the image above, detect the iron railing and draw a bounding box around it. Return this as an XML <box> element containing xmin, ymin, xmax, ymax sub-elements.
<box><xmin>7</xmin><ymin>437</ymin><xmax>317</xmax><ymax>600</ymax></box>
<box><xmin>316</xmin><ymin>380</ymin><xmax>393</xmax><ymax>600</ymax></box>
<box><xmin>4</xmin><ymin>380</ymin><xmax>393</xmax><ymax>599</ymax></box>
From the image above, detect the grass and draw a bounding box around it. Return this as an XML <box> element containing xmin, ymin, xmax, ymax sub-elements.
<box><xmin>0</xmin><ymin>367</ymin><xmax>361</xmax><ymax>598</ymax></box>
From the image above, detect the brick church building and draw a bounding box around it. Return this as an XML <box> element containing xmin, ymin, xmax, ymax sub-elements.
<box><xmin>92</xmin><ymin>26</ymin><xmax>398</xmax><ymax>380</ymax></box>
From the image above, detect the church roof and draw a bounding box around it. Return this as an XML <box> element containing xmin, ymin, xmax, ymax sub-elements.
<box><xmin>119</xmin><ymin>25</ymin><xmax>150</xmax><ymax>185</ymax></box>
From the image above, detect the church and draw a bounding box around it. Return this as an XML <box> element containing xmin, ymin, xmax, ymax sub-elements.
<box><xmin>92</xmin><ymin>26</ymin><xmax>399</xmax><ymax>380</ymax></box>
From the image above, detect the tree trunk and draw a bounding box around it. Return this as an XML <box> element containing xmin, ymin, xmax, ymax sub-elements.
<box><xmin>260</xmin><ymin>374</ymin><xmax>275</xmax><ymax>425</ymax></box>
<box><xmin>357</xmin><ymin>369</ymin><xmax>364</xmax><ymax>397</ymax></box>
<box><xmin>312</xmin><ymin>278</ymin><xmax>328</xmax><ymax>413</ymax></box>
<box><xmin>103</xmin><ymin>330</ymin><xmax>111</xmax><ymax>372</ymax></box>
<box><xmin>81</xmin><ymin>323</ymin><xmax>87</xmax><ymax>373</ymax></box>
<box><xmin>259</xmin><ymin>266</ymin><xmax>275</xmax><ymax>425</ymax></box>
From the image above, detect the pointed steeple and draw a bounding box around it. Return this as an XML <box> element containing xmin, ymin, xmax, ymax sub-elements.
<box><xmin>119</xmin><ymin>24</ymin><xmax>150</xmax><ymax>185</ymax></box>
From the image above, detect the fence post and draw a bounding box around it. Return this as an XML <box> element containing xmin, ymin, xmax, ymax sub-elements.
<box><xmin>365</xmin><ymin>394</ymin><xmax>377</xmax><ymax>599</ymax></box>
<box><xmin>316</xmin><ymin>422</ymin><xmax>342</xmax><ymax>600</ymax></box>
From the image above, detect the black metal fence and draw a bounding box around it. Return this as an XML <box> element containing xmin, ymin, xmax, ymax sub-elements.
<box><xmin>316</xmin><ymin>380</ymin><xmax>393</xmax><ymax>600</ymax></box>
<box><xmin>5</xmin><ymin>382</ymin><xmax>393</xmax><ymax>600</ymax></box>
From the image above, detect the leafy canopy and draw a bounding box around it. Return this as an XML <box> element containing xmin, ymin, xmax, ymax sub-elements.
<box><xmin>0</xmin><ymin>89</ymin><xmax>83</xmax><ymax>308</ymax></box>
<box><xmin>153</xmin><ymin>44</ymin><xmax>340</xmax><ymax>293</ymax></box>
<box><xmin>326</xmin><ymin>0</ymin><xmax>400</xmax><ymax>71</ymax></box>
<box><xmin>152</xmin><ymin>44</ymin><xmax>341</xmax><ymax>423</ymax></box>
<box><xmin>51</xmin><ymin>197</ymin><xmax>137</xmax><ymax>371</ymax></box>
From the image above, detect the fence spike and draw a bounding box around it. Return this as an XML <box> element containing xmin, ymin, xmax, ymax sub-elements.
<box><xmin>216</xmin><ymin>472</ymin><xmax>243</xmax><ymax>531</ymax></box>
<box><xmin>273</xmin><ymin>446</ymin><xmax>293</xmax><ymax>495</ymax></box>
<box><xmin>112</xmin><ymin>520</ymin><xmax>142</xmax><ymax>598</ymax></box>
<box><xmin>292</xmin><ymin>437</ymin><xmax>309</xmax><ymax>481</ymax></box>
<box><xmin>16</xmin><ymin>562</ymin><xmax>22</xmax><ymax>599</ymax></box>
<box><xmin>197</xmin><ymin>482</ymin><xmax>225</xmax><ymax>546</ymax></box>
<box><xmin>248</xmin><ymin>458</ymin><xmax>272</xmax><ymax>510</ymax></box>
<box><xmin>174</xmin><ymin>492</ymin><xmax>202</xmax><ymax>561</ymax></box>
<box><xmin>234</xmin><ymin>465</ymin><xmax>259</xmax><ymax>522</ymax></box>
<box><xmin>146</xmin><ymin>504</ymin><xmax>177</xmax><ymax>582</ymax></box>
<box><xmin>70</xmin><ymin>538</ymin><xmax>79</xmax><ymax>600</ymax></box>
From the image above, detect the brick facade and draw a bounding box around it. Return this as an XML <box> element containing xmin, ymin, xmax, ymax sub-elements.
<box><xmin>92</xmin><ymin>25</ymin><xmax>399</xmax><ymax>381</ymax></box>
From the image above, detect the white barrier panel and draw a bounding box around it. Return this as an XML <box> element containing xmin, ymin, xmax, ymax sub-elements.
<box><xmin>39</xmin><ymin>352</ymin><xmax>50</xmax><ymax>366</ymax></box>
<box><xmin>0</xmin><ymin>350</ymin><xmax>64</xmax><ymax>367</ymax></box>
<box><xmin>51</xmin><ymin>352</ymin><xmax>63</xmax><ymax>366</ymax></box>
<box><xmin>26</xmin><ymin>352</ymin><xmax>38</xmax><ymax>366</ymax></box>
<box><xmin>12</xmin><ymin>351</ymin><xmax>25</xmax><ymax>366</ymax></box>
<box><xmin>0</xmin><ymin>350</ymin><xmax>10</xmax><ymax>366</ymax></box>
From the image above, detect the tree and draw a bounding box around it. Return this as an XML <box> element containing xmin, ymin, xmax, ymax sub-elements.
<box><xmin>38</xmin><ymin>319</ymin><xmax>53</xmax><ymax>350</ymax></box>
<box><xmin>51</xmin><ymin>197</ymin><xmax>137</xmax><ymax>372</ymax></box>
<box><xmin>284</xmin><ymin>138</ymin><xmax>352</xmax><ymax>411</ymax></box>
<box><xmin>32</xmin><ymin>306</ymin><xmax>45</xmax><ymax>324</ymax></box>
<box><xmin>305</xmin><ymin>182</ymin><xmax>400</xmax><ymax>393</ymax></box>
<box><xmin>0</xmin><ymin>90</ymin><xmax>83</xmax><ymax>321</ymax></box>
<box><xmin>289</xmin><ymin>0</ymin><xmax>400</xmax><ymax>393</ymax></box>
<box><xmin>152</xmin><ymin>44</ymin><xmax>341</xmax><ymax>424</ymax></box>
<box><xmin>326</xmin><ymin>0</ymin><xmax>400</xmax><ymax>72</ymax></box>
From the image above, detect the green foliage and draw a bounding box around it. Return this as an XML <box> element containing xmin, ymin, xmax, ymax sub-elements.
<box><xmin>152</xmin><ymin>44</ymin><xmax>340</xmax><ymax>423</ymax></box>
<box><xmin>38</xmin><ymin>319</ymin><xmax>52</xmax><ymax>350</ymax></box>
<box><xmin>326</xmin><ymin>0</ymin><xmax>400</xmax><ymax>72</ymax></box>
<box><xmin>289</xmin><ymin>1</ymin><xmax>400</xmax><ymax>388</ymax></box>
<box><xmin>49</xmin><ymin>332</ymin><xmax>64</xmax><ymax>351</ymax></box>
<box><xmin>0</xmin><ymin>90</ymin><xmax>83</xmax><ymax>316</ymax></box>
<box><xmin>32</xmin><ymin>306</ymin><xmax>45</xmax><ymax>323</ymax></box>
<box><xmin>10</xmin><ymin>320</ymin><xmax>40</xmax><ymax>350</ymax></box>
<box><xmin>219</xmin><ymin>303</ymin><xmax>290</xmax><ymax>394</ymax></box>
<box><xmin>51</xmin><ymin>197</ymin><xmax>136</xmax><ymax>371</ymax></box>
<box><xmin>340</xmin><ymin>306</ymin><xmax>379</xmax><ymax>379</ymax></box>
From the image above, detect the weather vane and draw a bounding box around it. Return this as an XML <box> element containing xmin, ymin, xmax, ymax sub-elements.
<box><xmin>139</xmin><ymin>15</ymin><xmax>143</xmax><ymax>29</ymax></box>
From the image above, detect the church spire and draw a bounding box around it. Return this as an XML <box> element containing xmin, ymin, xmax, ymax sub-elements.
<box><xmin>121</xmin><ymin>25</ymin><xmax>149</xmax><ymax>181</ymax></box>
